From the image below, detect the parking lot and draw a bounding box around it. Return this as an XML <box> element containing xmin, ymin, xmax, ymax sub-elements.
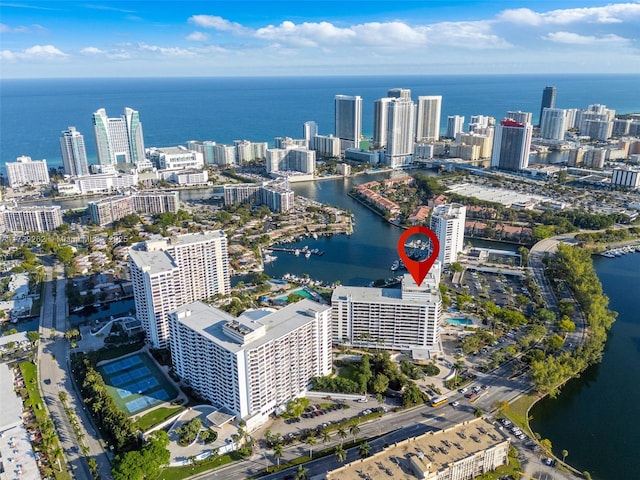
<box><xmin>459</xmin><ymin>269</ymin><xmax>530</xmax><ymax>309</ymax></box>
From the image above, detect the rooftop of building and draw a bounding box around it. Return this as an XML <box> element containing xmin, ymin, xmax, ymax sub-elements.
<box><xmin>171</xmin><ymin>299</ymin><xmax>330</xmax><ymax>353</ymax></box>
<box><xmin>333</xmin><ymin>275</ymin><xmax>438</xmax><ymax>305</ymax></box>
<box><xmin>0</xmin><ymin>365</ymin><xmax>23</xmax><ymax>432</ymax></box>
<box><xmin>326</xmin><ymin>418</ymin><xmax>509</xmax><ymax>480</ymax></box>
<box><xmin>128</xmin><ymin>247</ymin><xmax>178</xmax><ymax>274</ymax></box>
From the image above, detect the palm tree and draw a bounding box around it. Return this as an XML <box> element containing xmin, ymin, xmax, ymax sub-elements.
<box><xmin>273</xmin><ymin>442</ymin><xmax>283</xmax><ymax>467</ymax></box>
<box><xmin>359</xmin><ymin>441</ymin><xmax>371</xmax><ymax>458</ymax></box>
<box><xmin>320</xmin><ymin>427</ymin><xmax>331</xmax><ymax>445</ymax></box>
<box><xmin>562</xmin><ymin>449</ymin><xmax>569</xmax><ymax>463</ymax></box>
<box><xmin>349</xmin><ymin>421</ymin><xmax>360</xmax><ymax>443</ymax></box>
<box><xmin>494</xmin><ymin>400</ymin><xmax>509</xmax><ymax>415</ymax></box>
<box><xmin>334</xmin><ymin>445</ymin><xmax>347</xmax><ymax>463</ymax></box>
<box><xmin>295</xmin><ymin>464</ymin><xmax>309</xmax><ymax>480</ymax></box>
<box><xmin>51</xmin><ymin>445</ymin><xmax>63</xmax><ymax>471</ymax></box>
<box><xmin>306</xmin><ymin>435</ymin><xmax>316</xmax><ymax>459</ymax></box>
<box><xmin>337</xmin><ymin>427</ymin><xmax>348</xmax><ymax>446</ymax></box>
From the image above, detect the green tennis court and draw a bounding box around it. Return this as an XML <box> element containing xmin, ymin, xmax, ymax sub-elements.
<box><xmin>98</xmin><ymin>352</ymin><xmax>179</xmax><ymax>415</ymax></box>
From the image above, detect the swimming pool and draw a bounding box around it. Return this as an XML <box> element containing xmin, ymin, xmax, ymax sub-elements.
<box><xmin>277</xmin><ymin>288</ymin><xmax>314</xmax><ymax>301</ymax></box>
<box><xmin>446</xmin><ymin>318</ymin><xmax>473</xmax><ymax>326</ymax></box>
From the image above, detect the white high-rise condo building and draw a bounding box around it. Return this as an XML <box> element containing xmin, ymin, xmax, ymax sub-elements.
<box><xmin>2</xmin><ymin>206</ymin><xmax>63</xmax><ymax>232</ymax></box>
<box><xmin>506</xmin><ymin>111</ymin><xmax>533</xmax><ymax>125</ymax></box>
<box><xmin>385</xmin><ymin>97</ymin><xmax>416</xmax><ymax>168</ymax></box>
<box><xmin>129</xmin><ymin>231</ymin><xmax>230</xmax><ymax>349</ymax></box>
<box><xmin>335</xmin><ymin>95</ymin><xmax>362</xmax><ymax>150</ymax></box>
<box><xmin>303</xmin><ymin>121</ymin><xmax>318</xmax><ymax>141</ymax></box>
<box><xmin>372</xmin><ymin>97</ymin><xmax>392</xmax><ymax>149</ymax></box>
<box><xmin>60</xmin><ymin>127</ymin><xmax>90</xmax><ymax>177</ymax></box>
<box><xmin>169</xmin><ymin>299</ymin><xmax>332</xmax><ymax>430</ymax></box>
<box><xmin>416</xmin><ymin>96</ymin><xmax>442</xmax><ymax>142</ymax></box>
<box><xmin>332</xmin><ymin>269</ymin><xmax>442</xmax><ymax>354</ymax></box>
<box><xmin>446</xmin><ymin>115</ymin><xmax>465</xmax><ymax>139</ymax></box>
<box><xmin>490</xmin><ymin>119</ymin><xmax>533</xmax><ymax>171</ymax></box>
<box><xmin>92</xmin><ymin>107</ymin><xmax>145</xmax><ymax>166</ymax></box>
<box><xmin>540</xmin><ymin>108</ymin><xmax>567</xmax><ymax>141</ymax></box>
<box><xmin>387</xmin><ymin>88</ymin><xmax>411</xmax><ymax>99</ymax></box>
<box><xmin>430</xmin><ymin>203</ymin><xmax>466</xmax><ymax>266</ymax></box>
<box><xmin>6</xmin><ymin>156</ymin><xmax>50</xmax><ymax>188</ymax></box>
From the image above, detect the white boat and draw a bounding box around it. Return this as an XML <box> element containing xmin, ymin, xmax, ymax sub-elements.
<box><xmin>305</xmin><ymin>251</ymin><xmax>311</xmax><ymax>259</ymax></box>
<box><xmin>391</xmin><ymin>260</ymin><xmax>399</xmax><ymax>271</ymax></box>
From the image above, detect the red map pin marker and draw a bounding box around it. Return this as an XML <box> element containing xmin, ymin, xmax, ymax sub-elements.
<box><xmin>397</xmin><ymin>226</ymin><xmax>440</xmax><ymax>287</ymax></box>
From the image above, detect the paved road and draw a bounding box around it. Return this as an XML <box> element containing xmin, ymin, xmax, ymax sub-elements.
<box><xmin>38</xmin><ymin>265</ymin><xmax>113</xmax><ymax>480</ymax></box>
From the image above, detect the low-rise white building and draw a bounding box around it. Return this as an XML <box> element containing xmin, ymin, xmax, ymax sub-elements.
<box><xmin>147</xmin><ymin>146</ymin><xmax>204</xmax><ymax>170</ymax></box>
<box><xmin>169</xmin><ymin>299</ymin><xmax>332</xmax><ymax>430</ymax></box>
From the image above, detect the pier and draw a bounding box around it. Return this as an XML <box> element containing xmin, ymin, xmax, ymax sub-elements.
<box><xmin>270</xmin><ymin>245</ymin><xmax>325</xmax><ymax>257</ymax></box>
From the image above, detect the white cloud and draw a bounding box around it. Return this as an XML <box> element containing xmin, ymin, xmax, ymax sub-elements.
<box><xmin>188</xmin><ymin>15</ymin><xmax>249</xmax><ymax>34</ymax></box>
<box><xmin>138</xmin><ymin>43</ymin><xmax>198</xmax><ymax>57</ymax></box>
<box><xmin>185</xmin><ymin>31</ymin><xmax>210</xmax><ymax>42</ymax></box>
<box><xmin>544</xmin><ymin>31</ymin><xmax>631</xmax><ymax>45</ymax></box>
<box><xmin>499</xmin><ymin>3</ymin><xmax>640</xmax><ymax>26</ymax></box>
<box><xmin>0</xmin><ymin>22</ymin><xmax>47</xmax><ymax>33</ymax></box>
<box><xmin>81</xmin><ymin>46</ymin><xmax>104</xmax><ymax>55</ymax></box>
<box><xmin>2</xmin><ymin>44</ymin><xmax>67</xmax><ymax>61</ymax></box>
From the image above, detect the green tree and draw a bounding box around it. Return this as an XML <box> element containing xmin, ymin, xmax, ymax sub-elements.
<box><xmin>55</xmin><ymin>245</ymin><xmax>74</xmax><ymax>264</ymax></box>
<box><xmin>306</xmin><ymin>435</ymin><xmax>316</xmax><ymax>459</ymax></box>
<box><xmin>337</xmin><ymin>427</ymin><xmax>348</xmax><ymax>446</ymax></box>
<box><xmin>558</xmin><ymin>316</ymin><xmax>576</xmax><ymax>334</ymax></box>
<box><xmin>359</xmin><ymin>441</ymin><xmax>371</xmax><ymax>458</ymax></box>
<box><xmin>273</xmin><ymin>443</ymin><xmax>283</xmax><ymax>467</ymax></box>
<box><xmin>372</xmin><ymin>373</ymin><xmax>389</xmax><ymax>394</ymax></box>
<box><xmin>349</xmin><ymin>421</ymin><xmax>360</xmax><ymax>442</ymax></box>
<box><xmin>545</xmin><ymin>334</ymin><xmax>565</xmax><ymax>353</ymax></box>
<box><xmin>401</xmin><ymin>383</ymin><xmax>425</xmax><ymax>407</ymax></box>
<box><xmin>562</xmin><ymin>449</ymin><xmax>569</xmax><ymax>463</ymax></box>
<box><xmin>295</xmin><ymin>464</ymin><xmax>309</xmax><ymax>480</ymax></box>
<box><xmin>334</xmin><ymin>445</ymin><xmax>347</xmax><ymax>463</ymax></box>
<box><xmin>474</xmin><ymin>408</ymin><xmax>483</xmax><ymax>418</ymax></box>
<box><xmin>27</xmin><ymin>330</ymin><xmax>40</xmax><ymax>344</ymax></box>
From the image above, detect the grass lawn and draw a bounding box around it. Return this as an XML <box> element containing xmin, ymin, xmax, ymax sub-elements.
<box><xmin>505</xmin><ymin>393</ymin><xmax>539</xmax><ymax>436</ymax></box>
<box><xmin>136</xmin><ymin>406</ymin><xmax>185</xmax><ymax>431</ymax></box>
<box><xmin>338</xmin><ymin>364</ymin><xmax>360</xmax><ymax>382</ymax></box>
<box><xmin>158</xmin><ymin>451</ymin><xmax>244</xmax><ymax>480</ymax></box>
<box><xmin>20</xmin><ymin>361</ymin><xmax>47</xmax><ymax>422</ymax></box>
<box><xmin>94</xmin><ymin>342</ymin><xmax>144</xmax><ymax>362</ymax></box>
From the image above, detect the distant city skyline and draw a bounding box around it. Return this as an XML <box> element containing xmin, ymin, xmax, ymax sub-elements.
<box><xmin>1</xmin><ymin>1</ymin><xmax>639</xmax><ymax>78</ymax></box>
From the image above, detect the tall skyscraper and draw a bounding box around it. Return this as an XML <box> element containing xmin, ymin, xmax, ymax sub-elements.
<box><xmin>540</xmin><ymin>108</ymin><xmax>567</xmax><ymax>141</ymax></box>
<box><xmin>59</xmin><ymin>127</ymin><xmax>90</xmax><ymax>177</ymax></box>
<box><xmin>334</xmin><ymin>95</ymin><xmax>362</xmax><ymax>150</ymax></box>
<box><xmin>506</xmin><ymin>111</ymin><xmax>533</xmax><ymax>125</ymax></box>
<box><xmin>303</xmin><ymin>121</ymin><xmax>318</xmax><ymax>141</ymax></box>
<box><xmin>490</xmin><ymin>119</ymin><xmax>533</xmax><ymax>171</ymax></box>
<box><xmin>92</xmin><ymin>107</ymin><xmax>145</xmax><ymax>166</ymax></box>
<box><xmin>539</xmin><ymin>86</ymin><xmax>556</xmax><ymax>126</ymax></box>
<box><xmin>385</xmin><ymin>97</ymin><xmax>416</xmax><ymax>168</ymax></box>
<box><xmin>416</xmin><ymin>96</ymin><xmax>442</xmax><ymax>142</ymax></box>
<box><xmin>446</xmin><ymin>115</ymin><xmax>465</xmax><ymax>139</ymax></box>
<box><xmin>387</xmin><ymin>88</ymin><xmax>411</xmax><ymax>99</ymax></box>
<box><xmin>129</xmin><ymin>231</ymin><xmax>230</xmax><ymax>348</ymax></box>
<box><xmin>372</xmin><ymin>97</ymin><xmax>392</xmax><ymax>149</ymax></box>
<box><xmin>430</xmin><ymin>203</ymin><xmax>466</xmax><ymax>266</ymax></box>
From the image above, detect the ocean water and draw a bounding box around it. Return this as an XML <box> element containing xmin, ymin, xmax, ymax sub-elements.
<box><xmin>1</xmin><ymin>74</ymin><xmax>639</xmax><ymax>173</ymax></box>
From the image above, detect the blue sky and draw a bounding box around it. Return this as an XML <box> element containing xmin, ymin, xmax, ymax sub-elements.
<box><xmin>1</xmin><ymin>1</ymin><xmax>640</xmax><ymax>78</ymax></box>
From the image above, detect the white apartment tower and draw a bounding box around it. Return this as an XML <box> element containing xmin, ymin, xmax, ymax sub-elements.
<box><xmin>540</xmin><ymin>108</ymin><xmax>567</xmax><ymax>141</ymax></box>
<box><xmin>430</xmin><ymin>203</ymin><xmax>466</xmax><ymax>266</ymax></box>
<box><xmin>332</xmin><ymin>269</ymin><xmax>442</xmax><ymax>353</ymax></box>
<box><xmin>92</xmin><ymin>107</ymin><xmax>145</xmax><ymax>166</ymax></box>
<box><xmin>335</xmin><ymin>95</ymin><xmax>362</xmax><ymax>150</ymax></box>
<box><xmin>6</xmin><ymin>156</ymin><xmax>50</xmax><ymax>188</ymax></box>
<box><xmin>385</xmin><ymin>97</ymin><xmax>416</xmax><ymax>168</ymax></box>
<box><xmin>169</xmin><ymin>299</ymin><xmax>332</xmax><ymax>430</ymax></box>
<box><xmin>373</xmin><ymin>97</ymin><xmax>392</xmax><ymax>149</ymax></box>
<box><xmin>303</xmin><ymin>121</ymin><xmax>318</xmax><ymax>141</ymax></box>
<box><xmin>129</xmin><ymin>231</ymin><xmax>230</xmax><ymax>349</ymax></box>
<box><xmin>446</xmin><ymin>115</ymin><xmax>465</xmax><ymax>139</ymax></box>
<box><xmin>416</xmin><ymin>96</ymin><xmax>442</xmax><ymax>142</ymax></box>
<box><xmin>60</xmin><ymin>127</ymin><xmax>90</xmax><ymax>177</ymax></box>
